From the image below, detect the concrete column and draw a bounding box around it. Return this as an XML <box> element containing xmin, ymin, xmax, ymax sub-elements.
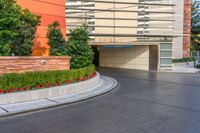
<box><xmin>183</xmin><ymin>0</ymin><xmax>192</xmax><ymax>58</ymax></box>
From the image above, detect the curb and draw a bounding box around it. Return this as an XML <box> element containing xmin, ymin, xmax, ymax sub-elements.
<box><xmin>0</xmin><ymin>76</ymin><xmax>118</xmax><ymax>119</ymax></box>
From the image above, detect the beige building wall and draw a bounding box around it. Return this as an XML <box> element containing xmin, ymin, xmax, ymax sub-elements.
<box><xmin>99</xmin><ymin>46</ymin><xmax>149</xmax><ymax>70</ymax></box>
<box><xmin>95</xmin><ymin>0</ymin><xmax>138</xmax><ymax>43</ymax></box>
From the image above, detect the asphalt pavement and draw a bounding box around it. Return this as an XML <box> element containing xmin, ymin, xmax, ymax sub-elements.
<box><xmin>0</xmin><ymin>67</ymin><xmax>200</xmax><ymax>133</ymax></box>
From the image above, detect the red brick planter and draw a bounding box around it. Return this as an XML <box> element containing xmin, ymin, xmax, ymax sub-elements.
<box><xmin>0</xmin><ymin>56</ymin><xmax>70</xmax><ymax>75</ymax></box>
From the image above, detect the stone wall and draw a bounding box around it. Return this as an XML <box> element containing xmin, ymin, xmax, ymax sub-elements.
<box><xmin>0</xmin><ymin>56</ymin><xmax>70</xmax><ymax>75</ymax></box>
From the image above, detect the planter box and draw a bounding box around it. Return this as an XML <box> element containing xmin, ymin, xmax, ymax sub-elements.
<box><xmin>0</xmin><ymin>72</ymin><xmax>100</xmax><ymax>105</ymax></box>
<box><xmin>0</xmin><ymin>56</ymin><xmax>70</xmax><ymax>75</ymax></box>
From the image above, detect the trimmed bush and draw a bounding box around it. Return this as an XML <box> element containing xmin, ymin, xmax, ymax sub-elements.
<box><xmin>196</xmin><ymin>64</ymin><xmax>200</xmax><ymax>69</ymax></box>
<box><xmin>0</xmin><ymin>64</ymin><xmax>95</xmax><ymax>92</ymax></box>
<box><xmin>66</xmin><ymin>25</ymin><xmax>94</xmax><ymax>69</ymax></box>
<box><xmin>47</xmin><ymin>21</ymin><xmax>66</xmax><ymax>56</ymax></box>
<box><xmin>0</xmin><ymin>0</ymin><xmax>41</xmax><ymax>56</ymax></box>
<box><xmin>173</xmin><ymin>57</ymin><xmax>196</xmax><ymax>63</ymax></box>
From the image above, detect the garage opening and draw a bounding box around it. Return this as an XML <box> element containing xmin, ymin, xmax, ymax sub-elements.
<box><xmin>92</xmin><ymin>46</ymin><xmax>100</xmax><ymax>66</ymax></box>
<box><xmin>149</xmin><ymin>45</ymin><xmax>159</xmax><ymax>71</ymax></box>
<box><xmin>99</xmin><ymin>45</ymin><xmax>150</xmax><ymax>70</ymax></box>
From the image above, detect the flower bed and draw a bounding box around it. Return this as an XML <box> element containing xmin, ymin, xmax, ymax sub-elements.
<box><xmin>0</xmin><ymin>64</ymin><xmax>95</xmax><ymax>94</ymax></box>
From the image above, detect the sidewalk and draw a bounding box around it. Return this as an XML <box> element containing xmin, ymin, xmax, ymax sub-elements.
<box><xmin>173</xmin><ymin>62</ymin><xmax>200</xmax><ymax>73</ymax></box>
<box><xmin>161</xmin><ymin>62</ymin><xmax>200</xmax><ymax>74</ymax></box>
<box><xmin>0</xmin><ymin>76</ymin><xmax>118</xmax><ymax>117</ymax></box>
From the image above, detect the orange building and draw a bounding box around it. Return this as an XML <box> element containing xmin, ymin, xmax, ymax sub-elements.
<box><xmin>16</xmin><ymin>0</ymin><xmax>66</xmax><ymax>56</ymax></box>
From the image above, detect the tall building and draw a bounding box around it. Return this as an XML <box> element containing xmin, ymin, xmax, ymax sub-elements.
<box><xmin>173</xmin><ymin>0</ymin><xmax>191</xmax><ymax>59</ymax></box>
<box><xmin>67</xmin><ymin>0</ymin><xmax>191</xmax><ymax>70</ymax></box>
<box><xmin>16</xmin><ymin>0</ymin><xmax>191</xmax><ymax>68</ymax></box>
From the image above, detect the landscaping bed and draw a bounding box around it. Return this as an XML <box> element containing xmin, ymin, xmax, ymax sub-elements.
<box><xmin>172</xmin><ymin>57</ymin><xmax>196</xmax><ymax>63</ymax></box>
<box><xmin>0</xmin><ymin>65</ymin><xmax>96</xmax><ymax>94</ymax></box>
<box><xmin>196</xmin><ymin>64</ymin><xmax>200</xmax><ymax>69</ymax></box>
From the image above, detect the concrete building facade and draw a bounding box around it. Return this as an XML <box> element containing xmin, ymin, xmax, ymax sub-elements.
<box><xmin>173</xmin><ymin>0</ymin><xmax>191</xmax><ymax>59</ymax></box>
<box><xmin>66</xmin><ymin>0</ymin><xmax>182</xmax><ymax>70</ymax></box>
<box><xmin>173</xmin><ymin>0</ymin><xmax>184</xmax><ymax>59</ymax></box>
<box><xmin>15</xmin><ymin>0</ymin><xmax>191</xmax><ymax>70</ymax></box>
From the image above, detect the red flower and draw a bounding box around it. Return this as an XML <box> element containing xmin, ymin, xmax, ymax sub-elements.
<box><xmin>91</xmin><ymin>72</ymin><xmax>96</xmax><ymax>77</ymax></box>
<box><xmin>0</xmin><ymin>89</ymin><xmax>4</xmax><ymax>93</ymax></box>
<box><xmin>56</xmin><ymin>82</ymin><xmax>61</xmax><ymax>86</ymax></box>
<box><xmin>47</xmin><ymin>84</ymin><xmax>52</xmax><ymax>87</ymax></box>
<box><xmin>36</xmin><ymin>85</ymin><xmax>41</xmax><ymax>89</ymax></box>
<box><xmin>41</xmin><ymin>85</ymin><xmax>45</xmax><ymax>88</ymax></box>
<box><xmin>20</xmin><ymin>88</ymin><xmax>24</xmax><ymax>91</ymax></box>
<box><xmin>7</xmin><ymin>89</ymin><xmax>14</xmax><ymax>93</ymax></box>
<box><xmin>66</xmin><ymin>80</ymin><xmax>71</xmax><ymax>84</ymax></box>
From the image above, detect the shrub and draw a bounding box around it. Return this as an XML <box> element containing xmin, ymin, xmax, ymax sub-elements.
<box><xmin>0</xmin><ymin>64</ymin><xmax>95</xmax><ymax>92</ymax></box>
<box><xmin>173</xmin><ymin>57</ymin><xmax>196</xmax><ymax>63</ymax></box>
<box><xmin>66</xmin><ymin>25</ymin><xmax>94</xmax><ymax>69</ymax></box>
<box><xmin>47</xmin><ymin>21</ymin><xmax>67</xmax><ymax>56</ymax></box>
<box><xmin>0</xmin><ymin>0</ymin><xmax>41</xmax><ymax>56</ymax></box>
<box><xmin>196</xmin><ymin>64</ymin><xmax>200</xmax><ymax>69</ymax></box>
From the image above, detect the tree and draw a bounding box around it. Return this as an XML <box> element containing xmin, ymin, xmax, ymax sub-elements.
<box><xmin>191</xmin><ymin>1</ymin><xmax>200</xmax><ymax>51</ymax></box>
<box><xmin>0</xmin><ymin>0</ymin><xmax>40</xmax><ymax>56</ymax></box>
<box><xmin>47</xmin><ymin>21</ymin><xmax>66</xmax><ymax>56</ymax></box>
<box><xmin>66</xmin><ymin>25</ymin><xmax>94</xmax><ymax>69</ymax></box>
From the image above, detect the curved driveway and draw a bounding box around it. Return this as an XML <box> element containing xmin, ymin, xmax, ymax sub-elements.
<box><xmin>1</xmin><ymin>67</ymin><xmax>200</xmax><ymax>133</ymax></box>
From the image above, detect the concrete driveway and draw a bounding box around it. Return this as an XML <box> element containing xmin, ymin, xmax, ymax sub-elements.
<box><xmin>0</xmin><ymin>67</ymin><xmax>200</xmax><ymax>133</ymax></box>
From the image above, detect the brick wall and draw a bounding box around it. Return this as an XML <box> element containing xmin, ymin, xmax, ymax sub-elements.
<box><xmin>183</xmin><ymin>0</ymin><xmax>192</xmax><ymax>58</ymax></box>
<box><xmin>0</xmin><ymin>56</ymin><xmax>70</xmax><ymax>75</ymax></box>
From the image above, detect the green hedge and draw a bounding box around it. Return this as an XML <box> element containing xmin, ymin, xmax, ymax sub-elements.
<box><xmin>172</xmin><ymin>57</ymin><xmax>196</xmax><ymax>63</ymax></box>
<box><xmin>196</xmin><ymin>64</ymin><xmax>200</xmax><ymax>69</ymax></box>
<box><xmin>0</xmin><ymin>64</ymin><xmax>95</xmax><ymax>91</ymax></box>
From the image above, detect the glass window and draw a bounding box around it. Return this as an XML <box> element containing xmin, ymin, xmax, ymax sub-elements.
<box><xmin>160</xmin><ymin>43</ymin><xmax>172</xmax><ymax>49</ymax></box>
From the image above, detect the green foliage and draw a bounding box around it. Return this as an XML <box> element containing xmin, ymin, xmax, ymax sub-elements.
<box><xmin>196</xmin><ymin>64</ymin><xmax>200</xmax><ymax>69</ymax></box>
<box><xmin>192</xmin><ymin>1</ymin><xmax>200</xmax><ymax>51</ymax></box>
<box><xmin>0</xmin><ymin>0</ymin><xmax>40</xmax><ymax>56</ymax></box>
<box><xmin>66</xmin><ymin>25</ymin><xmax>94</xmax><ymax>69</ymax></box>
<box><xmin>0</xmin><ymin>64</ymin><xmax>95</xmax><ymax>91</ymax></box>
<box><xmin>172</xmin><ymin>57</ymin><xmax>196</xmax><ymax>63</ymax></box>
<box><xmin>47</xmin><ymin>21</ymin><xmax>66</xmax><ymax>56</ymax></box>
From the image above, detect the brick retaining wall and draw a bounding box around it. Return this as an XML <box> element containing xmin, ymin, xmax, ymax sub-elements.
<box><xmin>0</xmin><ymin>56</ymin><xmax>70</xmax><ymax>75</ymax></box>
